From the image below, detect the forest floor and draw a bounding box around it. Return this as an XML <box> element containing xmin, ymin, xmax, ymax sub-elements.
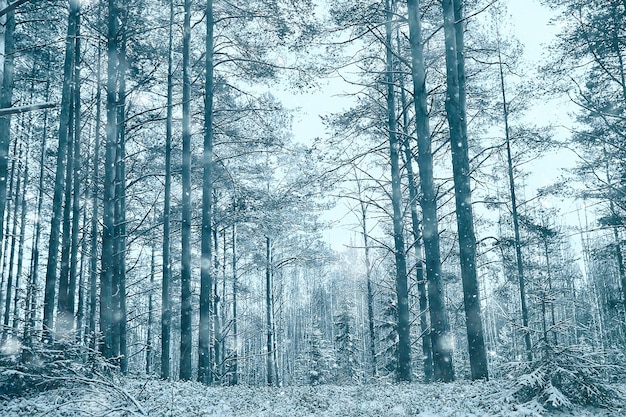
<box><xmin>2</xmin><ymin>376</ymin><xmax>625</xmax><ymax>417</ymax></box>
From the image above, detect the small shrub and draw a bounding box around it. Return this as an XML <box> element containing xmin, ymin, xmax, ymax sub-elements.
<box><xmin>0</xmin><ymin>337</ymin><xmax>115</xmax><ymax>399</ymax></box>
<box><xmin>508</xmin><ymin>344</ymin><xmax>624</xmax><ymax>411</ymax></box>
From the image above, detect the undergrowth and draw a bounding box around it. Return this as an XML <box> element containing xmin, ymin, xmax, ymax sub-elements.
<box><xmin>505</xmin><ymin>343</ymin><xmax>625</xmax><ymax>413</ymax></box>
<box><xmin>0</xmin><ymin>335</ymin><xmax>115</xmax><ymax>400</ymax></box>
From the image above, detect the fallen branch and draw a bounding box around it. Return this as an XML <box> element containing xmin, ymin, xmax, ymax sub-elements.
<box><xmin>0</xmin><ymin>102</ymin><xmax>56</xmax><ymax>117</ymax></box>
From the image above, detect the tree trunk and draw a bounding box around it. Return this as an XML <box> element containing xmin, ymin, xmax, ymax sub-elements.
<box><xmin>213</xmin><ymin>220</ymin><xmax>221</xmax><ymax>382</ymax></box>
<box><xmin>384</xmin><ymin>0</ymin><xmax>411</xmax><ymax>382</ymax></box>
<box><xmin>270</xmin><ymin>265</ymin><xmax>280</xmax><ymax>386</ymax></box>
<box><xmin>198</xmin><ymin>0</ymin><xmax>215</xmax><ymax>384</ymax></box>
<box><xmin>114</xmin><ymin>14</ymin><xmax>128</xmax><ymax>373</ymax></box>
<box><xmin>0</xmin><ymin>134</ymin><xmax>16</xmax><ymax>336</ymax></box>
<box><xmin>0</xmin><ymin>2</ymin><xmax>15</xmax><ymax>299</ymax></box>
<box><xmin>67</xmin><ymin>12</ymin><xmax>82</xmax><ymax>341</ymax></box>
<box><xmin>406</xmin><ymin>0</ymin><xmax>455</xmax><ymax>382</ymax></box>
<box><xmin>11</xmin><ymin>140</ymin><xmax>29</xmax><ymax>335</ymax></box>
<box><xmin>441</xmin><ymin>0</ymin><xmax>488</xmax><ymax>380</ymax></box>
<box><xmin>161</xmin><ymin>0</ymin><xmax>174</xmax><ymax>381</ymax></box>
<box><xmin>76</xmin><ymin>204</ymin><xmax>88</xmax><ymax>343</ymax></box>
<box><xmin>24</xmin><ymin>64</ymin><xmax>50</xmax><ymax>346</ymax></box>
<box><xmin>355</xmin><ymin>175</ymin><xmax>377</xmax><ymax>377</ymax></box>
<box><xmin>89</xmin><ymin>1</ymin><xmax>103</xmax><ymax>352</ymax></box>
<box><xmin>147</xmin><ymin>242</ymin><xmax>155</xmax><ymax>374</ymax></box>
<box><xmin>56</xmin><ymin>16</ymin><xmax>82</xmax><ymax>338</ymax></box>
<box><xmin>0</xmin><ymin>0</ymin><xmax>4</xmax><ymax>73</ymax></box>
<box><xmin>399</xmin><ymin>82</ymin><xmax>433</xmax><ymax>383</ymax></box>
<box><xmin>179</xmin><ymin>0</ymin><xmax>193</xmax><ymax>381</ymax></box>
<box><xmin>498</xmin><ymin>51</ymin><xmax>533</xmax><ymax>362</ymax></box>
<box><xmin>395</xmin><ymin>24</ymin><xmax>433</xmax><ymax>381</ymax></box>
<box><xmin>220</xmin><ymin>230</ymin><xmax>227</xmax><ymax>378</ymax></box>
<box><xmin>2</xmin><ymin>143</ymin><xmax>22</xmax><ymax>339</ymax></box>
<box><xmin>56</xmin><ymin>77</ymin><xmax>75</xmax><ymax>339</ymax></box>
<box><xmin>607</xmin><ymin>3</ymin><xmax>626</xmax><ymax>322</ymax></box>
<box><xmin>265</xmin><ymin>236</ymin><xmax>275</xmax><ymax>386</ymax></box>
<box><xmin>541</xmin><ymin>236</ymin><xmax>557</xmax><ymax>345</ymax></box>
<box><xmin>0</xmin><ymin>132</ymin><xmax>15</xmax><ymax>322</ymax></box>
<box><xmin>231</xmin><ymin>220</ymin><xmax>238</xmax><ymax>384</ymax></box>
<box><xmin>43</xmin><ymin>0</ymin><xmax>79</xmax><ymax>343</ymax></box>
<box><xmin>612</xmin><ymin>203</ymin><xmax>626</xmax><ymax>312</ymax></box>
<box><xmin>100</xmin><ymin>0</ymin><xmax>118</xmax><ymax>358</ymax></box>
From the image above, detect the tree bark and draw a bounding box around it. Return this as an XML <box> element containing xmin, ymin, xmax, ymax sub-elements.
<box><xmin>161</xmin><ymin>0</ymin><xmax>174</xmax><ymax>381</ymax></box>
<box><xmin>220</xmin><ymin>230</ymin><xmax>227</xmax><ymax>378</ymax></box>
<box><xmin>355</xmin><ymin>175</ymin><xmax>377</xmax><ymax>377</ymax></box>
<box><xmin>213</xmin><ymin>220</ymin><xmax>221</xmax><ymax>381</ymax></box>
<box><xmin>146</xmin><ymin>242</ymin><xmax>155</xmax><ymax>374</ymax></box>
<box><xmin>89</xmin><ymin>0</ymin><xmax>102</xmax><ymax>353</ymax></box>
<box><xmin>67</xmin><ymin>11</ymin><xmax>82</xmax><ymax>341</ymax></box>
<box><xmin>0</xmin><ymin>1</ymin><xmax>14</xmax><ymax>296</ymax></box>
<box><xmin>498</xmin><ymin>50</ymin><xmax>533</xmax><ymax>362</ymax></box>
<box><xmin>265</xmin><ymin>236</ymin><xmax>275</xmax><ymax>386</ymax></box>
<box><xmin>231</xmin><ymin>220</ymin><xmax>238</xmax><ymax>384</ymax></box>
<box><xmin>100</xmin><ymin>0</ymin><xmax>118</xmax><ymax>358</ymax></box>
<box><xmin>2</xmin><ymin>143</ymin><xmax>22</xmax><ymax>339</ymax></box>
<box><xmin>270</xmin><ymin>256</ymin><xmax>280</xmax><ymax>386</ymax></box>
<box><xmin>611</xmin><ymin>201</ymin><xmax>626</xmax><ymax>311</ymax></box>
<box><xmin>198</xmin><ymin>0</ymin><xmax>215</xmax><ymax>384</ymax></box>
<box><xmin>406</xmin><ymin>0</ymin><xmax>455</xmax><ymax>382</ymax></box>
<box><xmin>76</xmin><ymin>205</ymin><xmax>88</xmax><ymax>343</ymax></box>
<box><xmin>56</xmin><ymin>75</ymin><xmax>75</xmax><ymax>339</ymax></box>
<box><xmin>24</xmin><ymin>64</ymin><xmax>50</xmax><ymax>346</ymax></box>
<box><xmin>114</xmin><ymin>12</ymin><xmax>128</xmax><ymax>373</ymax></box>
<box><xmin>11</xmin><ymin>140</ymin><xmax>28</xmax><ymax>335</ymax></box>
<box><xmin>43</xmin><ymin>0</ymin><xmax>79</xmax><ymax>343</ymax></box>
<box><xmin>384</xmin><ymin>0</ymin><xmax>411</xmax><ymax>382</ymax></box>
<box><xmin>0</xmin><ymin>131</ymin><xmax>13</xmax><ymax>316</ymax></box>
<box><xmin>541</xmin><ymin>234</ymin><xmax>557</xmax><ymax>345</ymax></box>
<box><xmin>398</xmin><ymin>74</ymin><xmax>433</xmax><ymax>383</ymax></box>
<box><xmin>0</xmin><ymin>133</ymin><xmax>17</xmax><ymax>333</ymax></box>
<box><xmin>179</xmin><ymin>0</ymin><xmax>193</xmax><ymax>381</ymax></box>
<box><xmin>441</xmin><ymin>0</ymin><xmax>488</xmax><ymax>380</ymax></box>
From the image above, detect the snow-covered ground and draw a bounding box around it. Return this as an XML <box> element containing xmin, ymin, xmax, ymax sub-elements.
<box><xmin>2</xmin><ymin>377</ymin><xmax>623</xmax><ymax>416</ymax></box>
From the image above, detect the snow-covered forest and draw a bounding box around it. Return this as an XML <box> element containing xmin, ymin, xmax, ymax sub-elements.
<box><xmin>1</xmin><ymin>0</ymin><xmax>626</xmax><ymax>415</ymax></box>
